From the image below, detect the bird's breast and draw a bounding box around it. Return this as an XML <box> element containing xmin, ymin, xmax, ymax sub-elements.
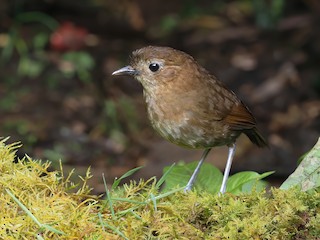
<box><xmin>144</xmin><ymin>90</ymin><xmax>238</xmax><ymax>149</ymax></box>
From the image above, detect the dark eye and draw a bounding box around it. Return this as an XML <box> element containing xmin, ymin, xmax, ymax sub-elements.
<box><xmin>149</xmin><ymin>63</ymin><xmax>160</xmax><ymax>72</ymax></box>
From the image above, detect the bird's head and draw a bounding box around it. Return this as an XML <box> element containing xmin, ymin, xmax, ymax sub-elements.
<box><xmin>112</xmin><ymin>46</ymin><xmax>198</xmax><ymax>92</ymax></box>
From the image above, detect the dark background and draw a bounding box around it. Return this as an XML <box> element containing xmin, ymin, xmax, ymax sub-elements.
<box><xmin>1</xmin><ymin>0</ymin><xmax>319</xmax><ymax>193</ymax></box>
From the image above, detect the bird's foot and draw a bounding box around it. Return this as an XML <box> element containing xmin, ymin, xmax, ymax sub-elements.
<box><xmin>184</xmin><ymin>184</ymin><xmax>192</xmax><ymax>193</ymax></box>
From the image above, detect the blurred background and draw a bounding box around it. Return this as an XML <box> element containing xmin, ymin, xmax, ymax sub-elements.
<box><xmin>0</xmin><ymin>0</ymin><xmax>319</xmax><ymax>193</ymax></box>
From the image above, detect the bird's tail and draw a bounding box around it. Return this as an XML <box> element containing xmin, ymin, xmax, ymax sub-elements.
<box><xmin>244</xmin><ymin>128</ymin><xmax>268</xmax><ymax>148</ymax></box>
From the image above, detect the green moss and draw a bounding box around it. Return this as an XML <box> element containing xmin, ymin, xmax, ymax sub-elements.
<box><xmin>0</xmin><ymin>138</ymin><xmax>319</xmax><ymax>239</ymax></box>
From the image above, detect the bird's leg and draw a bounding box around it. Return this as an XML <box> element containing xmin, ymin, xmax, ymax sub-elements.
<box><xmin>184</xmin><ymin>148</ymin><xmax>211</xmax><ymax>192</ymax></box>
<box><xmin>219</xmin><ymin>143</ymin><xmax>236</xmax><ymax>194</ymax></box>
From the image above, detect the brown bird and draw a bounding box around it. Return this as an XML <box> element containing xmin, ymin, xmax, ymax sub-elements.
<box><xmin>112</xmin><ymin>46</ymin><xmax>267</xmax><ymax>193</ymax></box>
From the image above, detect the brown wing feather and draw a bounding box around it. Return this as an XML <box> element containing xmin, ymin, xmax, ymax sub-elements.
<box><xmin>224</xmin><ymin>102</ymin><xmax>268</xmax><ymax>147</ymax></box>
<box><xmin>223</xmin><ymin>102</ymin><xmax>256</xmax><ymax>131</ymax></box>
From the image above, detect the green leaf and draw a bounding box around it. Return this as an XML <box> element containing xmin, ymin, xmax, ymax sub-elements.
<box><xmin>62</xmin><ymin>52</ymin><xmax>94</xmax><ymax>82</ymax></box>
<box><xmin>163</xmin><ymin>161</ymin><xmax>273</xmax><ymax>194</ymax></box>
<box><xmin>226</xmin><ymin>171</ymin><xmax>274</xmax><ymax>194</ymax></box>
<box><xmin>16</xmin><ymin>11</ymin><xmax>59</xmax><ymax>30</ymax></box>
<box><xmin>163</xmin><ymin>162</ymin><xmax>223</xmax><ymax>194</ymax></box>
<box><xmin>33</xmin><ymin>32</ymin><xmax>49</xmax><ymax>50</ymax></box>
<box><xmin>18</xmin><ymin>57</ymin><xmax>45</xmax><ymax>77</ymax></box>
<box><xmin>62</xmin><ymin>52</ymin><xmax>94</xmax><ymax>70</ymax></box>
<box><xmin>280</xmin><ymin>137</ymin><xmax>320</xmax><ymax>191</ymax></box>
<box><xmin>241</xmin><ymin>179</ymin><xmax>268</xmax><ymax>193</ymax></box>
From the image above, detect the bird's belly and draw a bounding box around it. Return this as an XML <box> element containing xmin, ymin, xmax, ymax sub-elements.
<box><xmin>148</xmin><ymin>109</ymin><xmax>237</xmax><ymax>149</ymax></box>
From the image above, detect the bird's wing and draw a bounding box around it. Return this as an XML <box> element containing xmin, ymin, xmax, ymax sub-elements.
<box><xmin>223</xmin><ymin>102</ymin><xmax>256</xmax><ymax>130</ymax></box>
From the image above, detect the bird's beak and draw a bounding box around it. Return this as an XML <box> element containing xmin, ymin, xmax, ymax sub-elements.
<box><xmin>112</xmin><ymin>66</ymin><xmax>138</xmax><ymax>76</ymax></box>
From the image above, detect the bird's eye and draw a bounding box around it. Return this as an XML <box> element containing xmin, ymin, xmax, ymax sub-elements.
<box><xmin>149</xmin><ymin>63</ymin><xmax>160</xmax><ymax>72</ymax></box>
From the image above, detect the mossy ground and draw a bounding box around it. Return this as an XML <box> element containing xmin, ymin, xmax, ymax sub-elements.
<box><xmin>0</xmin><ymin>138</ymin><xmax>319</xmax><ymax>239</ymax></box>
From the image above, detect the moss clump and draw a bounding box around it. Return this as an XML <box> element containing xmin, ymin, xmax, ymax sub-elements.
<box><xmin>105</xmin><ymin>183</ymin><xmax>319</xmax><ymax>239</ymax></box>
<box><xmin>0</xmin><ymin>138</ymin><xmax>319</xmax><ymax>239</ymax></box>
<box><xmin>0</xmin><ymin>139</ymin><xmax>112</xmax><ymax>239</ymax></box>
